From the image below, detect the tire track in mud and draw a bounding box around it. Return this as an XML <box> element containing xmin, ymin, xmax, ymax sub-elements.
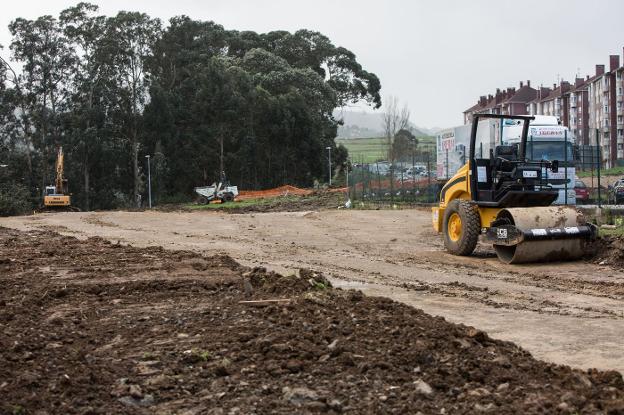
<box><xmin>266</xmin><ymin>252</ymin><xmax>623</xmax><ymax>320</ymax></box>
<box><xmin>396</xmin><ymin>254</ymin><xmax>624</xmax><ymax>301</ymax></box>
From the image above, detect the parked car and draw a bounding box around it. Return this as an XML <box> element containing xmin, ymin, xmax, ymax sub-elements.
<box><xmin>608</xmin><ymin>178</ymin><xmax>624</xmax><ymax>204</ymax></box>
<box><xmin>574</xmin><ymin>180</ymin><xmax>590</xmax><ymax>202</ymax></box>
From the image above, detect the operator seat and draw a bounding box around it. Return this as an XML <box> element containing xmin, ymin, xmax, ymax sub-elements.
<box><xmin>494</xmin><ymin>145</ymin><xmax>517</xmax><ymax>173</ymax></box>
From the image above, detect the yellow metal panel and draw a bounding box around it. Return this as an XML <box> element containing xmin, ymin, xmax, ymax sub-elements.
<box><xmin>432</xmin><ymin>207</ymin><xmax>442</xmax><ymax>232</ymax></box>
<box><xmin>477</xmin><ymin>207</ymin><xmax>500</xmax><ymax>229</ymax></box>
<box><xmin>438</xmin><ymin>162</ymin><xmax>471</xmax><ymax>209</ymax></box>
<box><xmin>44</xmin><ymin>195</ymin><xmax>71</xmax><ymax>207</ymax></box>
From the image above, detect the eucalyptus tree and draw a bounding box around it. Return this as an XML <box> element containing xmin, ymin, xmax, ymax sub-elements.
<box><xmin>59</xmin><ymin>2</ymin><xmax>110</xmax><ymax>209</ymax></box>
<box><xmin>104</xmin><ymin>11</ymin><xmax>161</xmax><ymax>206</ymax></box>
<box><xmin>9</xmin><ymin>14</ymin><xmax>76</xmax><ymax>190</ymax></box>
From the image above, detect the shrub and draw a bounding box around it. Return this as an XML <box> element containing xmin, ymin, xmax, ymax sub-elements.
<box><xmin>0</xmin><ymin>183</ymin><xmax>32</xmax><ymax>216</ymax></box>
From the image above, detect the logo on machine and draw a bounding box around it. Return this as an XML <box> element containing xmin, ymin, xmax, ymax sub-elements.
<box><xmin>497</xmin><ymin>228</ymin><xmax>508</xmax><ymax>239</ymax></box>
<box><xmin>529</xmin><ymin>127</ymin><xmax>565</xmax><ymax>138</ymax></box>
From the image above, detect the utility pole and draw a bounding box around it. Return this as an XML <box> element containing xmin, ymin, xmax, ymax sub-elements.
<box><xmin>326</xmin><ymin>146</ymin><xmax>332</xmax><ymax>186</ymax></box>
<box><xmin>145</xmin><ymin>155</ymin><xmax>152</xmax><ymax>208</ymax></box>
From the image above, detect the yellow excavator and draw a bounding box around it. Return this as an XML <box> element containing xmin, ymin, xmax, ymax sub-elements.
<box><xmin>43</xmin><ymin>146</ymin><xmax>77</xmax><ymax>211</ymax></box>
<box><xmin>432</xmin><ymin>114</ymin><xmax>595</xmax><ymax>263</ymax></box>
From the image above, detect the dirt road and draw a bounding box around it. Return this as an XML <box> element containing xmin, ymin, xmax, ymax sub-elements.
<box><xmin>2</xmin><ymin>208</ymin><xmax>623</xmax><ymax>373</ymax></box>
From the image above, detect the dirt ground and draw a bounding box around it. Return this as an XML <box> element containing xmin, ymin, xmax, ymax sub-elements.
<box><xmin>2</xmin><ymin>208</ymin><xmax>624</xmax><ymax>376</ymax></box>
<box><xmin>1</xmin><ymin>228</ymin><xmax>623</xmax><ymax>414</ymax></box>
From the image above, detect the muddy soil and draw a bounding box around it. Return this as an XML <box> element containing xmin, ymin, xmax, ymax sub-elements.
<box><xmin>1</xmin><ymin>228</ymin><xmax>623</xmax><ymax>414</ymax></box>
<box><xmin>2</xmin><ymin>209</ymin><xmax>624</xmax><ymax>375</ymax></box>
<box><xmin>588</xmin><ymin>235</ymin><xmax>624</xmax><ymax>267</ymax></box>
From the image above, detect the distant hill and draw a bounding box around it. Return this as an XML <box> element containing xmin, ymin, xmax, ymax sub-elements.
<box><xmin>333</xmin><ymin>110</ymin><xmax>438</xmax><ymax>139</ymax></box>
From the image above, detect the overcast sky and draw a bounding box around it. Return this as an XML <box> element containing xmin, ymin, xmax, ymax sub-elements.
<box><xmin>1</xmin><ymin>0</ymin><xmax>624</xmax><ymax>128</ymax></box>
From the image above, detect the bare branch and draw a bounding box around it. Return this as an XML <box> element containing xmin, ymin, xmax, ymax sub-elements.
<box><xmin>381</xmin><ymin>95</ymin><xmax>410</xmax><ymax>162</ymax></box>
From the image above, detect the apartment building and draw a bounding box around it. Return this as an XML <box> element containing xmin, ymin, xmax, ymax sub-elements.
<box><xmin>567</xmin><ymin>78</ymin><xmax>590</xmax><ymax>146</ymax></box>
<box><xmin>463</xmin><ymin>81</ymin><xmax>536</xmax><ymax>124</ymax></box>
<box><xmin>464</xmin><ymin>48</ymin><xmax>624</xmax><ymax>168</ymax></box>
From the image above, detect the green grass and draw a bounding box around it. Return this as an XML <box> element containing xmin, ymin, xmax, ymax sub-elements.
<box><xmin>599</xmin><ymin>226</ymin><xmax>624</xmax><ymax>237</ymax></box>
<box><xmin>336</xmin><ymin>137</ymin><xmax>387</xmax><ymax>163</ymax></box>
<box><xmin>186</xmin><ymin>197</ymin><xmax>279</xmax><ymax>210</ymax></box>
<box><xmin>577</xmin><ymin>165</ymin><xmax>624</xmax><ymax>178</ymax></box>
<box><xmin>336</xmin><ymin>136</ymin><xmax>436</xmax><ymax>164</ymax></box>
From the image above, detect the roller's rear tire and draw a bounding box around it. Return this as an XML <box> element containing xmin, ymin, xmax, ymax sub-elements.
<box><xmin>443</xmin><ymin>199</ymin><xmax>480</xmax><ymax>256</ymax></box>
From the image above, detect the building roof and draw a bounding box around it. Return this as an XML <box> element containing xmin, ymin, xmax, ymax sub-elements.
<box><xmin>503</xmin><ymin>85</ymin><xmax>537</xmax><ymax>104</ymax></box>
<box><xmin>463</xmin><ymin>102</ymin><xmax>484</xmax><ymax>114</ymax></box>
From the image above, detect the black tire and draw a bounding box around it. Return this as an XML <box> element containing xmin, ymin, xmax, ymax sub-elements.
<box><xmin>221</xmin><ymin>193</ymin><xmax>234</xmax><ymax>203</ymax></box>
<box><xmin>442</xmin><ymin>199</ymin><xmax>480</xmax><ymax>256</ymax></box>
<box><xmin>198</xmin><ymin>196</ymin><xmax>209</xmax><ymax>205</ymax></box>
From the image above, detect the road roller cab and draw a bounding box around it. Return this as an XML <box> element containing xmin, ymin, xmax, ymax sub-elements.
<box><xmin>432</xmin><ymin>114</ymin><xmax>596</xmax><ymax>263</ymax></box>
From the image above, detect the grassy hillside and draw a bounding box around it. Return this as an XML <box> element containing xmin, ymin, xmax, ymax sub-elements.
<box><xmin>336</xmin><ymin>136</ymin><xmax>436</xmax><ymax>163</ymax></box>
<box><xmin>336</xmin><ymin>137</ymin><xmax>386</xmax><ymax>163</ymax></box>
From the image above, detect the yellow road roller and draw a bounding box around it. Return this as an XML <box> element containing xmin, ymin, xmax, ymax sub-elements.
<box><xmin>432</xmin><ymin>114</ymin><xmax>595</xmax><ymax>264</ymax></box>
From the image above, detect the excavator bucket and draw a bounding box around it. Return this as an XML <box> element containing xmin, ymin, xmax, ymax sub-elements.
<box><xmin>484</xmin><ymin>206</ymin><xmax>596</xmax><ymax>264</ymax></box>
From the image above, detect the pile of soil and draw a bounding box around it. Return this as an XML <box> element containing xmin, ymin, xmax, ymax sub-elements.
<box><xmin>227</xmin><ymin>191</ymin><xmax>346</xmax><ymax>213</ymax></box>
<box><xmin>1</xmin><ymin>228</ymin><xmax>623</xmax><ymax>414</ymax></box>
<box><xmin>587</xmin><ymin>235</ymin><xmax>624</xmax><ymax>267</ymax></box>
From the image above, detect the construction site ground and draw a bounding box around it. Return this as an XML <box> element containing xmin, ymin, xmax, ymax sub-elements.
<box><xmin>2</xmin><ymin>225</ymin><xmax>624</xmax><ymax>414</ymax></box>
<box><xmin>2</xmin><ymin>207</ymin><xmax>623</xmax><ymax>379</ymax></box>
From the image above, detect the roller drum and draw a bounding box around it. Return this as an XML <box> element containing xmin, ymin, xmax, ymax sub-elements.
<box><xmin>492</xmin><ymin>206</ymin><xmax>588</xmax><ymax>264</ymax></box>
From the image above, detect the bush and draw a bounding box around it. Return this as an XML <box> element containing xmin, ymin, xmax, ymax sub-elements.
<box><xmin>0</xmin><ymin>183</ymin><xmax>32</xmax><ymax>216</ymax></box>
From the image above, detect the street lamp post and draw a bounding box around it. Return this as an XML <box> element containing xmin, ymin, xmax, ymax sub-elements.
<box><xmin>145</xmin><ymin>155</ymin><xmax>152</xmax><ymax>208</ymax></box>
<box><xmin>325</xmin><ymin>146</ymin><xmax>332</xmax><ymax>186</ymax></box>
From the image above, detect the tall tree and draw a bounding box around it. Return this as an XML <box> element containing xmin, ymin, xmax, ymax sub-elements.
<box><xmin>59</xmin><ymin>2</ymin><xmax>109</xmax><ymax>210</ymax></box>
<box><xmin>9</xmin><ymin>15</ymin><xmax>75</xmax><ymax>192</ymax></box>
<box><xmin>105</xmin><ymin>11</ymin><xmax>161</xmax><ymax>206</ymax></box>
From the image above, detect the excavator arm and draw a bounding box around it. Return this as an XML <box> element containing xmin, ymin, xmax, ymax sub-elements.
<box><xmin>55</xmin><ymin>147</ymin><xmax>65</xmax><ymax>195</ymax></box>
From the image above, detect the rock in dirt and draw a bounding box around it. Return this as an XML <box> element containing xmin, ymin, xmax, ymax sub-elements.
<box><xmin>282</xmin><ymin>386</ymin><xmax>321</xmax><ymax>406</ymax></box>
<box><xmin>414</xmin><ymin>379</ymin><xmax>433</xmax><ymax>395</ymax></box>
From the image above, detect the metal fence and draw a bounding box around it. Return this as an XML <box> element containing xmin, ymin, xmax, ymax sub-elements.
<box><xmin>345</xmin><ymin>129</ymin><xmax>624</xmax><ymax>208</ymax></box>
<box><xmin>347</xmin><ymin>151</ymin><xmax>440</xmax><ymax>205</ymax></box>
